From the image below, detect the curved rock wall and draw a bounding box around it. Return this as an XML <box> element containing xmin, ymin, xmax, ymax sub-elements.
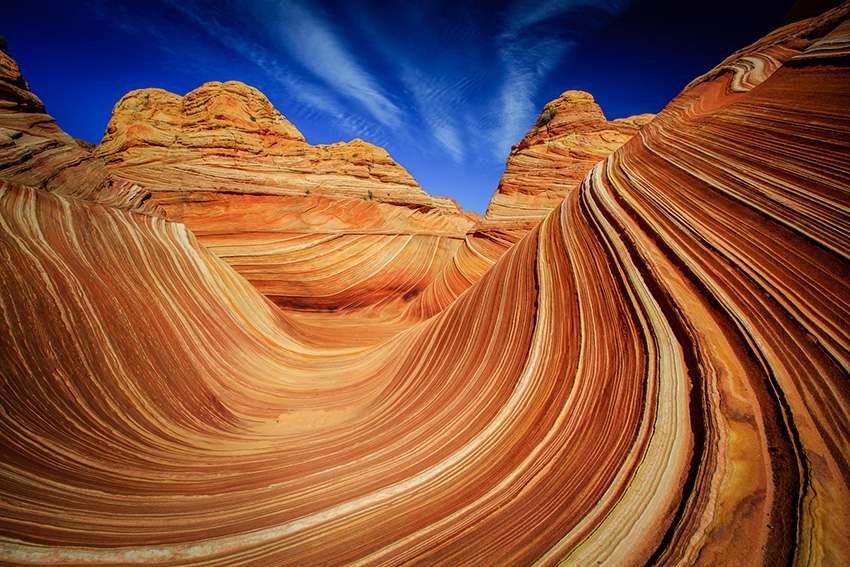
<box><xmin>1</xmin><ymin>2</ymin><xmax>849</xmax><ymax>564</ymax></box>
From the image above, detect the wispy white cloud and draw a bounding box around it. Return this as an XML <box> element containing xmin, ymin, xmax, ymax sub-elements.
<box><xmin>490</xmin><ymin>37</ymin><xmax>573</xmax><ymax>159</ymax></box>
<box><xmin>272</xmin><ymin>0</ymin><xmax>403</xmax><ymax>129</ymax></box>
<box><xmin>399</xmin><ymin>65</ymin><xmax>468</xmax><ymax>163</ymax></box>
<box><xmin>433</xmin><ymin>123</ymin><xmax>465</xmax><ymax>163</ymax></box>
<box><xmin>487</xmin><ymin>0</ymin><xmax>636</xmax><ymax>159</ymax></box>
<box><xmin>504</xmin><ymin>0</ymin><xmax>634</xmax><ymax>34</ymax></box>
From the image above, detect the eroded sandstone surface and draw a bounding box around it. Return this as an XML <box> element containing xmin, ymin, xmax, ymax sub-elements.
<box><xmin>482</xmin><ymin>89</ymin><xmax>654</xmax><ymax>230</ymax></box>
<box><xmin>0</xmin><ymin>54</ymin><xmax>162</xmax><ymax>216</ymax></box>
<box><xmin>1</xmin><ymin>2</ymin><xmax>849</xmax><ymax>565</ymax></box>
<box><xmin>408</xmin><ymin>90</ymin><xmax>653</xmax><ymax>317</ymax></box>
<box><xmin>96</xmin><ymin>80</ymin><xmax>475</xmax><ymax>314</ymax></box>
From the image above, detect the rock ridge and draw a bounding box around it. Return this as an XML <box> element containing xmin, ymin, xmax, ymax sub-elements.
<box><xmin>405</xmin><ymin>90</ymin><xmax>654</xmax><ymax>317</ymax></box>
<box><xmin>482</xmin><ymin>89</ymin><xmax>654</xmax><ymax>227</ymax></box>
<box><xmin>95</xmin><ymin>79</ymin><xmax>474</xmax><ymax>314</ymax></box>
<box><xmin>0</xmin><ymin>51</ymin><xmax>163</xmax><ymax>216</ymax></box>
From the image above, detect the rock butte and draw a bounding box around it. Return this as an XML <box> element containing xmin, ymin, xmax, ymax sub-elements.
<box><xmin>484</xmin><ymin>89</ymin><xmax>654</xmax><ymax>228</ymax></box>
<box><xmin>408</xmin><ymin>90</ymin><xmax>655</xmax><ymax>317</ymax></box>
<box><xmin>96</xmin><ymin>80</ymin><xmax>476</xmax><ymax>315</ymax></box>
<box><xmin>1</xmin><ymin>3</ymin><xmax>850</xmax><ymax>566</ymax></box>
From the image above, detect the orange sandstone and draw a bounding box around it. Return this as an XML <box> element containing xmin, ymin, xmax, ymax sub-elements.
<box><xmin>0</xmin><ymin>2</ymin><xmax>849</xmax><ymax>565</ymax></box>
<box><xmin>95</xmin><ymin>81</ymin><xmax>474</xmax><ymax>314</ymax></box>
<box><xmin>408</xmin><ymin>90</ymin><xmax>653</xmax><ymax>317</ymax></box>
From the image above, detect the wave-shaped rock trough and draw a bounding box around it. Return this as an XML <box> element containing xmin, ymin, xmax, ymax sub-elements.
<box><xmin>1</xmin><ymin>3</ymin><xmax>849</xmax><ymax>565</ymax></box>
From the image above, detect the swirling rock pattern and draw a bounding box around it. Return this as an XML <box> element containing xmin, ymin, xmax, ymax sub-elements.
<box><xmin>1</xmin><ymin>3</ymin><xmax>850</xmax><ymax>566</ymax></box>
<box><xmin>408</xmin><ymin>91</ymin><xmax>653</xmax><ymax>318</ymax></box>
<box><xmin>96</xmin><ymin>81</ymin><xmax>475</xmax><ymax>314</ymax></box>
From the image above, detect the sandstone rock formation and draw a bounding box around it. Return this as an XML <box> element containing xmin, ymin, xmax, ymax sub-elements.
<box><xmin>407</xmin><ymin>91</ymin><xmax>653</xmax><ymax>317</ymax></box>
<box><xmin>481</xmin><ymin>90</ymin><xmax>654</xmax><ymax>231</ymax></box>
<box><xmin>1</xmin><ymin>2</ymin><xmax>850</xmax><ymax>565</ymax></box>
<box><xmin>96</xmin><ymin>80</ymin><xmax>474</xmax><ymax>313</ymax></box>
<box><xmin>0</xmin><ymin>52</ymin><xmax>162</xmax><ymax>216</ymax></box>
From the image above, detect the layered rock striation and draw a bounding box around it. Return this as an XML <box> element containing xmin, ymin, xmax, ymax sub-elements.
<box><xmin>0</xmin><ymin>52</ymin><xmax>162</xmax><ymax>216</ymax></box>
<box><xmin>1</xmin><ymin>2</ymin><xmax>850</xmax><ymax>565</ymax></box>
<box><xmin>407</xmin><ymin>91</ymin><xmax>653</xmax><ymax>318</ymax></box>
<box><xmin>481</xmin><ymin>90</ymin><xmax>654</xmax><ymax>231</ymax></box>
<box><xmin>96</xmin><ymin>81</ymin><xmax>474</xmax><ymax>313</ymax></box>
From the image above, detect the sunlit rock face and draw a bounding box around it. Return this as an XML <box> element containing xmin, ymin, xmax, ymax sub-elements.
<box><xmin>96</xmin><ymin>80</ymin><xmax>475</xmax><ymax>314</ymax></box>
<box><xmin>407</xmin><ymin>91</ymin><xmax>653</xmax><ymax>318</ymax></box>
<box><xmin>482</xmin><ymin>89</ymin><xmax>654</xmax><ymax>231</ymax></box>
<box><xmin>2</xmin><ymin>3</ymin><xmax>850</xmax><ymax>566</ymax></box>
<box><xmin>0</xmin><ymin>52</ymin><xmax>162</xmax><ymax>216</ymax></box>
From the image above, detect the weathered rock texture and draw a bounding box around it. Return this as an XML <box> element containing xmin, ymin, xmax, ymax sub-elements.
<box><xmin>96</xmin><ymin>81</ymin><xmax>474</xmax><ymax>313</ymax></box>
<box><xmin>2</xmin><ymin>2</ymin><xmax>850</xmax><ymax>565</ymax></box>
<box><xmin>0</xmin><ymin>52</ymin><xmax>162</xmax><ymax>216</ymax></box>
<box><xmin>407</xmin><ymin>91</ymin><xmax>653</xmax><ymax>318</ymax></box>
<box><xmin>482</xmin><ymin>90</ymin><xmax>654</xmax><ymax>231</ymax></box>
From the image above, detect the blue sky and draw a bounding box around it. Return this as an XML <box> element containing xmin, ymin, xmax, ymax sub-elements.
<box><xmin>4</xmin><ymin>0</ymin><xmax>794</xmax><ymax>214</ymax></box>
